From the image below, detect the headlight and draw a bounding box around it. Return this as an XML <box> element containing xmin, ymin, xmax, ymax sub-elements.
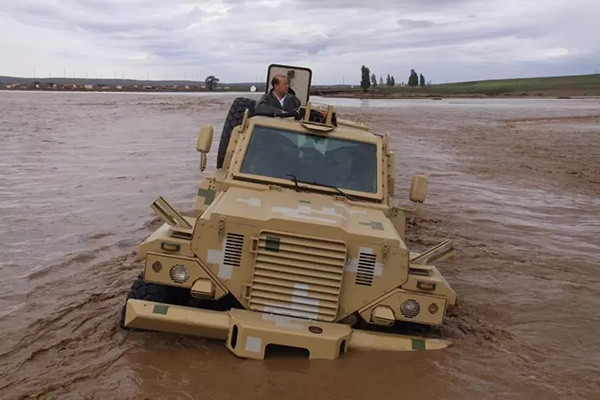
<box><xmin>400</xmin><ymin>299</ymin><xmax>420</xmax><ymax>318</ymax></box>
<box><xmin>170</xmin><ymin>264</ymin><xmax>189</xmax><ymax>283</ymax></box>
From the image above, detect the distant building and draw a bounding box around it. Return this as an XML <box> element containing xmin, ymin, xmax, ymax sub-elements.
<box><xmin>84</xmin><ymin>84</ymin><xmax>95</xmax><ymax>90</ymax></box>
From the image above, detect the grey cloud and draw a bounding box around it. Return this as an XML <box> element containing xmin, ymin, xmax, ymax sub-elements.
<box><xmin>291</xmin><ymin>0</ymin><xmax>481</xmax><ymax>11</ymax></box>
<box><xmin>0</xmin><ymin>0</ymin><xmax>598</xmax><ymax>83</ymax></box>
<box><xmin>397</xmin><ymin>19</ymin><xmax>435</xmax><ymax>29</ymax></box>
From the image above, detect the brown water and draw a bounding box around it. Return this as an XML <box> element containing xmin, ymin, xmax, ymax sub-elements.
<box><xmin>1</xmin><ymin>92</ymin><xmax>599</xmax><ymax>399</ymax></box>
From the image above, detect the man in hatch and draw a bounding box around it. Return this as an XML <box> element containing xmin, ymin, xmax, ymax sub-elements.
<box><xmin>255</xmin><ymin>74</ymin><xmax>301</xmax><ymax>117</ymax></box>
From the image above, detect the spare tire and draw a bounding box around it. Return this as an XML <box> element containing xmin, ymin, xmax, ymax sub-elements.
<box><xmin>216</xmin><ymin>97</ymin><xmax>256</xmax><ymax>168</ymax></box>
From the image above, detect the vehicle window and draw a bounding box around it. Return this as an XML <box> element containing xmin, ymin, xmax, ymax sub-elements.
<box><xmin>240</xmin><ymin>126</ymin><xmax>378</xmax><ymax>193</ymax></box>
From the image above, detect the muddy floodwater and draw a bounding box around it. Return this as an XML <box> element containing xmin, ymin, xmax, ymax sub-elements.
<box><xmin>1</xmin><ymin>92</ymin><xmax>599</xmax><ymax>399</ymax></box>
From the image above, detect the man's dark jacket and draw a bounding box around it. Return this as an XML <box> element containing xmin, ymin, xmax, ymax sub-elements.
<box><xmin>254</xmin><ymin>90</ymin><xmax>301</xmax><ymax>117</ymax></box>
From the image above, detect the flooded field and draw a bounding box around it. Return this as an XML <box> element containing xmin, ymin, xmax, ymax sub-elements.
<box><xmin>0</xmin><ymin>92</ymin><xmax>599</xmax><ymax>399</ymax></box>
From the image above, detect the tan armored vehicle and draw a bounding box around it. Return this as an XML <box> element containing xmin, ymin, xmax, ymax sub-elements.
<box><xmin>121</xmin><ymin>65</ymin><xmax>457</xmax><ymax>359</ymax></box>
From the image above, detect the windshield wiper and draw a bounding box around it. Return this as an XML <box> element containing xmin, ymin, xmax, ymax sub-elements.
<box><xmin>287</xmin><ymin>174</ymin><xmax>302</xmax><ymax>192</ymax></box>
<box><xmin>287</xmin><ymin>175</ymin><xmax>356</xmax><ymax>201</ymax></box>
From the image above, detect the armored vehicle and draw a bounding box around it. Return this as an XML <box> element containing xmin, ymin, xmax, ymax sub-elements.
<box><xmin>121</xmin><ymin>65</ymin><xmax>457</xmax><ymax>359</ymax></box>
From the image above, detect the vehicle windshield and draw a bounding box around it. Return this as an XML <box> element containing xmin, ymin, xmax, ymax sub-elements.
<box><xmin>240</xmin><ymin>125</ymin><xmax>378</xmax><ymax>193</ymax></box>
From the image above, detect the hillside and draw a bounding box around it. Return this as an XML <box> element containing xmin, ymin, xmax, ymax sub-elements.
<box><xmin>316</xmin><ymin>74</ymin><xmax>600</xmax><ymax>98</ymax></box>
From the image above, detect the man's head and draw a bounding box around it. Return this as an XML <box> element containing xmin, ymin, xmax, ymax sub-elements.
<box><xmin>271</xmin><ymin>74</ymin><xmax>289</xmax><ymax>98</ymax></box>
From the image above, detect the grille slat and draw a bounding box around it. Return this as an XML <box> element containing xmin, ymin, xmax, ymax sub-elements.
<box><xmin>261</xmin><ymin>235</ymin><xmax>346</xmax><ymax>252</ymax></box>
<box><xmin>253</xmin><ymin>260</ymin><xmax>343</xmax><ymax>282</ymax></box>
<box><xmin>250</xmin><ymin>290</ymin><xmax>339</xmax><ymax>309</ymax></box>
<box><xmin>259</xmin><ymin>240</ymin><xmax>346</xmax><ymax>261</ymax></box>
<box><xmin>250</xmin><ymin>299</ymin><xmax>337</xmax><ymax>319</ymax></box>
<box><xmin>256</xmin><ymin>253</ymin><xmax>344</xmax><ymax>275</ymax></box>
<box><xmin>251</xmin><ymin>304</ymin><xmax>331</xmax><ymax>320</ymax></box>
<box><xmin>253</xmin><ymin>269</ymin><xmax>341</xmax><ymax>289</ymax></box>
<box><xmin>252</xmin><ymin>277</ymin><xmax>341</xmax><ymax>296</ymax></box>
<box><xmin>251</xmin><ymin>283</ymin><xmax>340</xmax><ymax>303</ymax></box>
<box><xmin>249</xmin><ymin>231</ymin><xmax>346</xmax><ymax>322</ymax></box>
<box><xmin>256</xmin><ymin>248</ymin><xmax>346</xmax><ymax>267</ymax></box>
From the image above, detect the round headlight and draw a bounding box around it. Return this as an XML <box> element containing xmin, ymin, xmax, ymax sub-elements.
<box><xmin>170</xmin><ymin>265</ymin><xmax>189</xmax><ymax>283</ymax></box>
<box><xmin>400</xmin><ymin>299</ymin><xmax>420</xmax><ymax>318</ymax></box>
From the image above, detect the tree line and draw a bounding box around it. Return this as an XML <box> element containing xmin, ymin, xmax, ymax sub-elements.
<box><xmin>361</xmin><ymin>65</ymin><xmax>426</xmax><ymax>92</ymax></box>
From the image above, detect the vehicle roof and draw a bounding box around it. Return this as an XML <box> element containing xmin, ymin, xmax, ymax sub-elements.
<box><xmin>249</xmin><ymin>116</ymin><xmax>381</xmax><ymax>142</ymax></box>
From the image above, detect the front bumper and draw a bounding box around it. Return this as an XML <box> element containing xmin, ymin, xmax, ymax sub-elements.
<box><xmin>124</xmin><ymin>299</ymin><xmax>451</xmax><ymax>359</ymax></box>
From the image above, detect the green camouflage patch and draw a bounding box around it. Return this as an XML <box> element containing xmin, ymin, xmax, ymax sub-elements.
<box><xmin>411</xmin><ymin>339</ymin><xmax>426</xmax><ymax>351</ymax></box>
<box><xmin>197</xmin><ymin>188</ymin><xmax>216</xmax><ymax>205</ymax></box>
<box><xmin>153</xmin><ymin>305</ymin><xmax>169</xmax><ymax>315</ymax></box>
<box><xmin>299</xmin><ymin>200</ymin><xmax>311</xmax><ymax>204</ymax></box>
<box><xmin>265</xmin><ymin>236</ymin><xmax>280</xmax><ymax>252</ymax></box>
<box><xmin>359</xmin><ymin>221</ymin><xmax>384</xmax><ymax>231</ymax></box>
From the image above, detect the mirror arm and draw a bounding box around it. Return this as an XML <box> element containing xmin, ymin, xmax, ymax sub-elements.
<box><xmin>199</xmin><ymin>152</ymin><xmax>209</xmax><ymax>176</ymax></box>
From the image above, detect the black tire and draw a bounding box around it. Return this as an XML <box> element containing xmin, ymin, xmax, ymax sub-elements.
<box><xmin>119</xmin><ymin>278</ymin><xmax>189</xmax><ymax>329</ymax></box>
<box><xmin>216</xmin><ymin>97</ymin><xmax>256</xmax><ymax>168</ymax></box>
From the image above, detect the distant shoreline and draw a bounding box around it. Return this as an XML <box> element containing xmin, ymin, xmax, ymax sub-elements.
<box><xmin>315</xmin><ymin>89</ymin><xmax>597</xmax><ymax>99</ymax></box>
<box><xmin>2</xmin><ymin>87</ymin><xmax>596</xmax><ymax>100</ymax></box>
<box><xmin>2</xmin><ymin>73</ymin><xmax>599</xmax><ymax>99</ymax></box>
<box><xmin>4</xmin><ymin>73</ymin><xmax>600</xmax><ymax>100</ymax></box>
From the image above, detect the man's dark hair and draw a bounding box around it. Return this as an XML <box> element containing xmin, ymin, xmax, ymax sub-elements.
<box><xmin>271</xmin><ymin>74</ymin><xmax>285</xmax><ymax>88</ymax></box>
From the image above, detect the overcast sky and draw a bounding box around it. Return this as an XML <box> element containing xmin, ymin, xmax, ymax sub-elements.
<box><xmin>1</xmin><ymin>0</ymin><xmax>598</xmax><ymax>84</ymax></box>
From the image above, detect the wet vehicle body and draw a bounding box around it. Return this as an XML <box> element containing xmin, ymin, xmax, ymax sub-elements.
<box><xmin>121</xmin><ymin>66</ymin><xmax>457</xmax><ymax>359</ymax></box>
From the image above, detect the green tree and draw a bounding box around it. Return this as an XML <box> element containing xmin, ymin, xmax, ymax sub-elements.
<box><xmin>371</xmin><ymin>73</ymin><xmax>377</xmax><ymax>87</ymax></box>
<box><xmin>386</xmin><ymin>74</ymin><xmax>391</xmax><ymax>86</ymax></box>
<box><xmin>360</xmin><ymin>65</ymin><xmax>371</xmax><ymax>92</ymax></box>
<box><xmin>408</xmin><ymin>69</ymin><xmax>418</xmax><ymax>87</ymax></box>
<box><xmin>205</xmin><ymin>75</ymin><xmax>219</xmax><ymax>91</ymax></box>
<box><xmin>390</xmin><ymin>76</ymin><xmax>395</xmax><ymax>87</ymax></box>
<box><xmin>419</xmin><ymin>73</ymin><xmax>425</xmax><ymax>88</ymax></box>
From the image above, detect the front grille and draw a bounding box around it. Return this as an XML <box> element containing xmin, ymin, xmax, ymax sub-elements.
<box><xmin>248</xmin><ymin>231</ymin><xmax>346</xmax><ymax>322</ymax></box>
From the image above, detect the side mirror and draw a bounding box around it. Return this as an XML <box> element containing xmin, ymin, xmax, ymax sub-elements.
<box><xmin>409</xmin><ymin>174</ymin><xmax>428</xmax><ymax>203</ymax></box>
<box><xmin>196</xmin><ymin>126</ymin><xmax>213</xmax><ymax>153</ymax></box>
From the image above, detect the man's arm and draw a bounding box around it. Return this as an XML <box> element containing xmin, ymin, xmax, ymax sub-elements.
<box><xmin>255</xmin><ymin>93</ymin><xmax>286</xmax><ymax>117</ymax></box>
